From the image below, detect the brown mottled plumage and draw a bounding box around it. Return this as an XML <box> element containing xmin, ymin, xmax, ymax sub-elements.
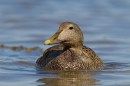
<box><xmin>36</xmin><ymin>22</ymin><xmax>103</xmax><ymax>70</ymax></box>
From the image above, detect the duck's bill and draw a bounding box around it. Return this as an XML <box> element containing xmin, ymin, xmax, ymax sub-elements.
<box><xmin>44</xmin><ymin>31</ymin><xmax>60</xmax><ymax>45</ymax></box>
<box><xmin>44</xmin><ymin>39</ymin><xmax>59</xmax><ymax>45</ymax></box>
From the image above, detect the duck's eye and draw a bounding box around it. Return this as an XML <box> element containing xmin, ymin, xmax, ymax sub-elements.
<box><xmin>69</xmin><ymin>27</ymin><xmax>73</xmax><ymax>30</ymax></box>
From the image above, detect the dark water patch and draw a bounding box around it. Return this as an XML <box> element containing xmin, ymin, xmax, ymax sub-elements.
<box><xmin>104</xmin><ymin>62</ymin><xmax>130</xmax><ymax>70</ymax></box>
<box><xmin>0</xmin><ymin>44</ymin><xmax>44</xmax><ymax>52</ymax></box>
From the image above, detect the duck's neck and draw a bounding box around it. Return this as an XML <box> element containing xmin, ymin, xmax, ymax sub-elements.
<box><xmin>63</xmin><ymin>45</ymin><xmax>83</xmax><ymax>55</ymax></box>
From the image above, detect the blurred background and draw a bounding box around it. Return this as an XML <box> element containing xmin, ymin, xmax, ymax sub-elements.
<box><xmin>0</xmin><ymin>0</ymin><xmax>130</xmax><ymax>86</ymax></box>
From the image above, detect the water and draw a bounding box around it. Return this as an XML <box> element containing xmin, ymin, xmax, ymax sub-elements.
<box><xmin>0</xmin><ymin>0</ymin><xmax>130</xmax><ymax>86</ymax></box>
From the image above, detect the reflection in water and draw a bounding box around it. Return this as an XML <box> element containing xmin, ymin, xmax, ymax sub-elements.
<box><xmin>37</xmin><ymin>71</ymin><xmax>99</xmax><ymax>86</ymax></box>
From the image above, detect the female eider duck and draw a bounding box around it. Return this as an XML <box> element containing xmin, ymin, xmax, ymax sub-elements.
<box><xmin>36</xmin><ymin>22</ymin><xmax>103</xmax><ymax>70</ymax></box>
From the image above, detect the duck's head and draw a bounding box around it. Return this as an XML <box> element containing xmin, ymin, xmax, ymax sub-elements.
<box><xmin>44</xmin><ymin>22</ymin><xmax>84</xmax><ymax>48</ymax></box>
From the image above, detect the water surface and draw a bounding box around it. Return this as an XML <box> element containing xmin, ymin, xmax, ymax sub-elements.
<box><xmin>0</xmin><ymin>0</ymin><xmax>130</xmax><ymax>86</ymax></box>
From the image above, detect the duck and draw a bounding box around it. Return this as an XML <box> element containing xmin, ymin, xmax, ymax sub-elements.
<box><xmin>36</xmin><ymin>22</ymin><xmax>103</xmax><ymax>70</ymax></box>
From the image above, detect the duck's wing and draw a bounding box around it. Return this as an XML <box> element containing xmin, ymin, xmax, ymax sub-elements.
<box><xmin>36</xmin><ymin>45</ymin><xmax>63</xmax><ymax>69</ymax></box>
<box><xmin>82</xmin><ymin>46</ymin><xmax>104</xmax><ymax>70</ymax></box>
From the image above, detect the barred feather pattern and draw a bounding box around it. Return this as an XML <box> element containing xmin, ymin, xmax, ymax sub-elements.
<box><xmin>36</xmin><ymin>45</ymin><xmax>103</xmax><ymax>70</ymax></box>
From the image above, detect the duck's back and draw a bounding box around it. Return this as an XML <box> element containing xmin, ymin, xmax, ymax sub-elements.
<box><xmin>36</xmin><ymin>45</ymin><xmax>103</xmax><ymax>70</ymax></box>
